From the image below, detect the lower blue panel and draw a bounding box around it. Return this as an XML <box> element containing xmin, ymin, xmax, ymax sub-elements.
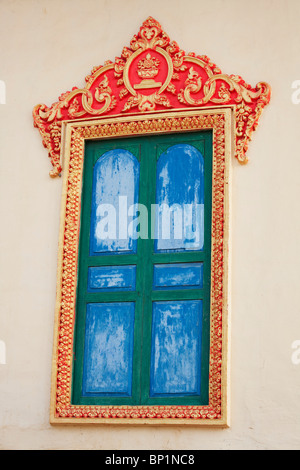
<box><xmin>150</xmin><ymin>300</ymin><xmax>202</xmax><ymax>397</ymax></box>
<box><xmin>82</xmin><ymin>302</ymin><xmax>135</xmax><ymax>396</ymax></box>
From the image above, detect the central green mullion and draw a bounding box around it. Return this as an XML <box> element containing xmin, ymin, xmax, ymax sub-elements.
<box><xmin>132</xmin><ymin>136</ymin><xmax>152</xmax><ymax>405</ymax></box>
<box><xmin>139</xmin><ymin>138</ymin><xmax>157</xmax><ymax>405</ymax></box>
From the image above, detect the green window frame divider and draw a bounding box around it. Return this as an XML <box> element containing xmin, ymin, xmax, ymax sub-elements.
<box><xmin>71</xmin><ymin>130</ymin><xmax>213</xmax><ymax>406</ymax></box>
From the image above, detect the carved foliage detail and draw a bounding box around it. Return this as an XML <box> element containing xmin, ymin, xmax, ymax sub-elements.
<box><xmin>33</xmin><ymin>16</ymin><xmax>270</xmax><ymax>175</ymax></box>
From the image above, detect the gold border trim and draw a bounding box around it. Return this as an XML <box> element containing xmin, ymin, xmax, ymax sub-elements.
<box><xmin>50</xmin><ymin>107</ymin><xmax>232</xmax><ymax>426</ymax></box>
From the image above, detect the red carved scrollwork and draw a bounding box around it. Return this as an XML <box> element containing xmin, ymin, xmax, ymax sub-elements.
<box><xmin>33</xmin><ymin>16</ymin><xmax>270</xmax><ymax>177</ymax></box>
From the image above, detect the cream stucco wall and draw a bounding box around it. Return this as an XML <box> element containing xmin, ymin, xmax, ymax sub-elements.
<box><xmin>1</xmin><ymin>0</ymin><xmax>300</xmax><ymax>450</ymax></box>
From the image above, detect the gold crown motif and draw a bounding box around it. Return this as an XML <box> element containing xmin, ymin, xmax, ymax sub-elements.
<box><xmin>134</xmin><ymin>53</ymin><xmax>162</xmax><ymax>89</ymax></box>
<box><xmin>137</xmin><ymin>53</ymin><xmax>160</xmax><ymax>79</ymax></box>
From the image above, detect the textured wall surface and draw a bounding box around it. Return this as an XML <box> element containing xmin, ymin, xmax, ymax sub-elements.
<box><xmin>1</xmin><ymin>0</ymin><xmax>300</xmax><ymax>450</ymax></box>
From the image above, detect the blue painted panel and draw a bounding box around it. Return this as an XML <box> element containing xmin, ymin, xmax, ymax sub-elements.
<box><xmin>90</xmin><ymin>149</ymin><xmax>140</xmax><ymax>255</ymax></box>
<box><xmin>153</xmin><ymin>263</ymin><xmax>203</xmax><ymax>290</ymax></box>
<box><xmin>88</xmin><ymin>265</ymin><xmax>136</xmax><ymax>292</ymax></box>
<box><xmin>154</xmin><ymin>144</ymin><xmax>204</xmax><ymax>252</ymax></box>
<box><xmin>150</xmin><ymin>300</ymin><xmax>202</xmax><ymax>396</ymax></box>
<box><xmin>82</xmin><ymin>302</ymin><xmax>135</xmax><ymax>396</ymax></box>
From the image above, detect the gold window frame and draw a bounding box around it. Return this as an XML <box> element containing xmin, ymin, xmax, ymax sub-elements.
<box><xmin>51</xmin><ymin>107</ymin><xmax>233</xmax><ymax>426</ymax></box>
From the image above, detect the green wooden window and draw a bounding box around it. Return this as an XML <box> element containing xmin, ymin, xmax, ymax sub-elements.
<box><xmin>72</xmin><ymin>130</ymin><xmax>213</xmax><ymax>406</ymax></box>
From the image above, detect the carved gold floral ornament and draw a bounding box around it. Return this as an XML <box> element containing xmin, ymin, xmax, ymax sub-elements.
<box><xmin>33</xmin><ymin>16</ymin><xmax>270</xmax><ymax>176</ymax></box>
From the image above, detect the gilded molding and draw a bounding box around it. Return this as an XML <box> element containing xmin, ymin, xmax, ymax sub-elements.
<box><xmin>50</xmin><ymin>109</ymin><xmax>231</xmax><ymax>425</ymax></box>
<box><xmin>33</xmin><ymin>17</ymin><xmax>270</xmax><ymax>176</ymax></box>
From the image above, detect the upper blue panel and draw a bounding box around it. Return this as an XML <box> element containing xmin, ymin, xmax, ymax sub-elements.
<box><xmin>154</xmin><ymin>144</ymin><xmax>204</xmax><ymax>252</ymax></box>
<box><xmin>90</xmin><ymin>149</ymin><xmax>140</xmax><ymax>255</ymax></box>
<box><xmin>150</xmin><ymin>300</ymin><xmax>203</xmax><ymax>396</ymax></box>
<box><xmin>82</xmin><ymin>302</ymin><xmax>135</xmax><ymax>396</ymax></box>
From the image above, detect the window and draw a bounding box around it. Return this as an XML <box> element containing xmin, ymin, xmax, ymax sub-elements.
<box><xmin>33</xmin><ymin>17</ymin><xmax>270</xmax><ymax>425</ymax></box>
<box><xmin>72</xmin><ymin>131</ymin><xmax>212</xmax><ymax>407</ymax></box>
<box><xmin>44</xmin><ymin>108</ymin><xmax>232</xmax><ymax>425</ymax></box>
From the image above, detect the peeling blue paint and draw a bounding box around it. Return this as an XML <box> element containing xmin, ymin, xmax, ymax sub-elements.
<box><xmin>82</xmin><ymin>303</ymin><xmax>135</xmax><ymax>396</ymax></box>
<box><xmin>153</xmin><ymin>263</ymin><xmax>203</xmax><ymax>290</ymax></box>
<box><xmin>154</xmin><ymin>144</ymin><xmax>204</xmax><ymax>252</ymax></box>
<box><xmin>90</xmin><ymin>149</ymin><xmax>140</xmax><ymax>255</ymax></box>
<box><xmin>150</xmin><ymin>300</ymin><xmax>202</xmax><ymax>396</ymax></box>
<box><xmin>88</xmin><ymin>265</ymin><xmax>136</xmax><ymax>292</ymax></box>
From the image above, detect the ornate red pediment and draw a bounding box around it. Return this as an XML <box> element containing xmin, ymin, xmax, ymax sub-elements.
<box><xmin>33</xmin><ymin>16</ymin><xmax>271</xmax><ymax>177</ymax></box>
